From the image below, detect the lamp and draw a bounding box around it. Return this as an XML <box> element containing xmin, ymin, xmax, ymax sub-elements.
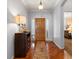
<box><xmin>15</xmin><ymin>15</ymin><xmax>26</xmax><ymax>32</ymax></box>
<box><xmin>38</xmin><ymin>1</ymin><xmax>43</xmax><ymax>10</ymax></box>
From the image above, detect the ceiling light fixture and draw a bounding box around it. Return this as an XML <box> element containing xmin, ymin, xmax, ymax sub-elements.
<box><xmin>38</xmin><ymin>1</ymin><xmax>43</xmax><ymax>10</ymax></box>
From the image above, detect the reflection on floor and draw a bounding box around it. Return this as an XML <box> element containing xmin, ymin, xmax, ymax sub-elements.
<box><xmin>33</xmin><ymin>41</ymin><xmax>48</xmax><ymax>59</ymax></box>
<box><xmin>64</xmin><ymin>50</ymin><xmax>72</xmax><ymax>59</ymax></box>
<box><xmin>15</xmin><ymin>41</ymin><xmax>70</xmax><ymax>59</ymax></box>
<box><xmin>47</xmin><ymin>42</ymin><xmax>64</xmax><ymax>59</ymax></box>
<box><xmin>65</xmin><ymin>38</ymin><xmax>72</xmax><ymax>55</ymax></box>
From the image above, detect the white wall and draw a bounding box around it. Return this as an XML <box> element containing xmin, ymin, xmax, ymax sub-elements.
<box><xmin>7</xmin><ymin>23</ymin><xmax>19</xmax><ymax>59</ymax></box>
<box><xmin>64</xmin><ymin>12</ymin><xmax>72</xmax><ymax>30</ymax></box>
<box><xmin>28</xmin><ymin>10</ymin><xmax>54</xmax><ymax>41</ymax></box>
<box><xmin>52</xmin><ymin>5</ymin><xmax>64</xmax><ymax>49</ymax></box>
<box><xmin>7</xmin><ymin>0</ymin><xmax>28</xmax><ymax>59</ymax></box>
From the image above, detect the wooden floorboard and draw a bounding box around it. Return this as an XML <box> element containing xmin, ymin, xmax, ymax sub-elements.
<box><xmin>47</xmin><ymin>42</ymin><xmax>64</xmax><ymax>59</ymax></box>
<box><xmin>14</xmin><ymin>41</ymin><xmax>69</xmax><ymax>59</ymax></box>
<box><xmin>65</xmin><ymin>38</ymin><xmax>72</xmax><ymax>55</ymax></box>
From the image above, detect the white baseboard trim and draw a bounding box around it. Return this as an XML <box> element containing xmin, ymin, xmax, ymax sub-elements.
<box><xmin>53</xmin><ymin>40</ymin><xmax>64</xmax><ymax>49</ymax></box>
<box><xmin>46</xmin><ymin>39</ymin><xmax>53</xmax><ymax>41</ymax></box>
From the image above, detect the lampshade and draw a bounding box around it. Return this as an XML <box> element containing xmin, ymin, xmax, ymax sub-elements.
<box><xmin>15</xmin><ymin>15</ymin><xmax>20</xmax><ymax>24</ymax></box>
<box><xmin>15</xmin><ymin>15</ymin><xmax>26</xmax><ymax>24</ymax></box>
<box><xmin>19</xmin><ymin>16</ymin><xmax>26</xmax><ymax>24</ymax></box>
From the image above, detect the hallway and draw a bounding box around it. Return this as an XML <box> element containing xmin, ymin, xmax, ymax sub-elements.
<box><xmin>7</xmin><ymin>0</ymin><xmax>72</xmax><ymax>59</ymax></box>
<box><xmin>33</xmin><ymin>41</ymin><xmax>48</xmax><ymax>59</ymax></box>
<box><xmin>15</xmin><ymin>41</ymin><xmax>64</xmax><ymax>59</ymax></box>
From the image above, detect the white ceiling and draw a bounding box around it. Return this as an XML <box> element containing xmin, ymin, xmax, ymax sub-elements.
<box><xmin>21</xmin><ymin>0</ymin><xmax>62</xmax><ymax>10</ymax></box>
<box><xmin>8</xmin><ymin>0</ymin><xmax>71</xmax><ymax>12</ymax></box>
<box><xmin>63</xmin><ymin>0</ymin><xmax>72</xmax><ymax>12</ymax></box>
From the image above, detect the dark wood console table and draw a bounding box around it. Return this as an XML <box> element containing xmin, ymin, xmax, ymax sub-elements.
<box><xmin>14</xmin><ymin>32</ymin><xmax>31</xmax><ymax>58</ymax></box>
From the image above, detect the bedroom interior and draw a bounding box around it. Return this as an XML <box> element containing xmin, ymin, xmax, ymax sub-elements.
<box><xmin>64</xmin><ymin>12</ymin><xmax>72</xmax><ymax>56</ymax></box>
<box><xmin>63</xmin><ymin>1</ymin><xmax>72</xmax><ymax>59</ymax></box>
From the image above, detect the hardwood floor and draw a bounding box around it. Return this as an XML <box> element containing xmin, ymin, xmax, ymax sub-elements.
<box><xmin>33</xmin><ymin>41</ymin><xmax>48</xmax><ymax>59</ymax></box>
<box><xmin>64</xmin><ymin>50</ymin><xmax>72</xmax><ymax>59</ymax></box>
<box><xmin>47</xmin><ymin>42</ymin><xmax>64</xmax><ymax>59</ymax></box>
<box><xmin>14</xmin><ymin>41</ymin><xmax>65</xmax><ymax>59</ymax></box>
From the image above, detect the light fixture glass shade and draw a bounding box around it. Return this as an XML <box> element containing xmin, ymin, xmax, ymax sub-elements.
<box><xmin>38</xmin><ymin>1</ymin><xmax>43</xmax><ymax>10</ymax></box>
<box><xmin>38</xmin><ymin>5</ymin><xmax>43</xmax><ymax>10</ymax></box>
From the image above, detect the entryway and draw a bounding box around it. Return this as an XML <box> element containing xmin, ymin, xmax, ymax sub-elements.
<box><xmin>35</xmin><ymin>18</ymin><xmax>46</xmax><ymax>46</ymax></box>
<box><xmin>33</xmin><ymin>18</ymin><xmax>48</xmax><ymax>59</ymax></box>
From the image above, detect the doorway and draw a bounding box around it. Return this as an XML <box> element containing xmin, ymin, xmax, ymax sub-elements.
<box><xmin>35</xmin><ymin>18</ymin><xmax>46</xmax><ymax>45</ymax></box>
